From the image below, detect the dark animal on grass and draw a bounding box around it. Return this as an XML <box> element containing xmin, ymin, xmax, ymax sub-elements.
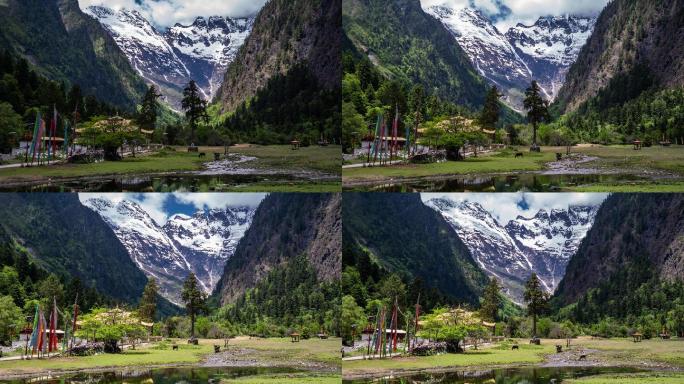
<box><xmin>512</xmin><ymin>345</ymin><xmax>519</xmax><ymax>350</ymax></box>
<box><xmin>199</xmin><ymin>152</ymin><xmax>206</xmax><ymax>158</ymax></box>
<box><xmin>579</xmin><ymin>354</ymin><xmax>587</xmax><ymax>361</ymax></box>
<box><xmin>515</xmin><ymin>152</ymin><xmax>523</xmax><ymax>158</ymax></box>
<box><xmin>556</xmin><ymin>153</ymin><xmax>563</xmax><ymax>161</ymax></box>
<box><xmin>172</xmin><ymin>344</ymin><xmax>179</xmax><ymax>350</ymax></box>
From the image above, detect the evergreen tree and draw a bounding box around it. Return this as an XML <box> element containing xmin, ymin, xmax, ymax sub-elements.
<box><xmin>181</xmin><ymin>80</ymin><xmax>208</xmax><ymax>144</ymax></box>
<box><xmin>138</xmin><ymin>278</ymin><xmax>158</xmax><ymax>322</ymax></box>
<box><xmin>523</xmin><ymin>81</ymin><xmax>550</xmax><ymax>149</ymax></box>
<box><xmin>479</xmin><ymin>86</ymin><xmax>501</xmax><ymax>129</ymax></box>
<box><xmin>524</xmin><ymin>273</ymin><xmax>549</xmax><ymax>337</ymax></box>
<box><xmin>181</xmin><ymin>272</ymin><xmax>206</xmax><ymax>338</ymax></box>
<box><xmin>138</xmin><ymin>85</ymin><xmax>161</xmax><ymax>131</ymax></box>
<box><xmin>480</xmin><ymin>277</ymin><xmax>502</xmax><ymax>322</ymax></box>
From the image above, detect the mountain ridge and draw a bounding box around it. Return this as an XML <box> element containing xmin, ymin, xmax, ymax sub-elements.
<box><xmin>216</xmin><ymin>0</ymin><xmax>341</xmax><ymax>113</ymax></box>
<box><xmin>0</xmin><ymin>0</ymin><xmax>147</xmax><ymax>110</ymax></box>
<box><xmin>425</xmin><ymin>198</ymin><xmax>599</xmax><ymax>305</ymax></box>
<box><xmin>213</xmin><ymin>193</ymin><xmax>341</xmax><ymax>306</ymax></box>
<box><xmin>83</xmin><ymin>197</ymin><xmax>255</xmax><ymax>306</ymax></box>
<box><xmin>426</xmin><ymin>4</ymin><xmax>595</xmax><ymax>110</ymax></box>
<box><xmin>555</xmin><ymin>0</ymin><xmax>684</xmax><ymax>112</ymax></box>
<box><xmin>84</xmin><ymin>5</ymin><xmax>253</xmax><ymax>110</ymax></box>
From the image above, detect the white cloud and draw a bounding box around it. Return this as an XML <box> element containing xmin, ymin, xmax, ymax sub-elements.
<box><xmin>421</xmin><ymin>192</ymin><xmax>608</xmax><ymax>224</ymax></box>
<box><xmin>421</xmin><ymin>0</ymin><xmax>609</xmax><ymax>31</ymax></box>
<box><xmin>78</xmin><ymin>0</ymin><xmax>267</xmax><ymax>28</ymax></box>
<box><xmin>172</xmin><ymin>193</ymin><xmax>266</xmax><ymax>211</ymax></box>
<box><xmin>79</xmin><ymin>193</ymin><xmax>266</xmax><ymax>225</ymax></box>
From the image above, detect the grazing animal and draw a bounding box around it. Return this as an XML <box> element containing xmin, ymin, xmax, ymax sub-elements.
<box><xmin>579</xmin><ymin>354</ymin><xmax>587</xmax><ymax>361</ymax></box>
<box><xmin>214</xmin><ymin>345</ymin><xmax>221</xmax><ymax>353</ymax></box>
<box><xmin>199</xmin><ymin>152</ymin><xmax>206</xmax><ymax>158</ymax></box>
<box><xmin>515</xmin><ymin>152</ymin><xmax>523</xmax><ymax>158</ymax></box>
<box><xmin>512</xmin><ymin>345</ymin><xmax>519</xmax><ymax>350</ymax></box>
<box><xmin>556</xmin><ymin>153</ymin><xmax>563</xmax><ymax>161</ymax></box>
<box><xmin>172</xmin><ymin>345</ymin><xmax>179</xmax><ymax>351</ymax></box>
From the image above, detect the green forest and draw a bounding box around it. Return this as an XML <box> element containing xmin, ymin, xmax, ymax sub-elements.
<box><xmin>342</xmin><ymin>51</ymin><xmax>520</xmax><ymax>155</ymax></box>
<box><xmin>215</xmin><ymin>254</ymin><xmax>340</xmax><ymax>338</ymax></box>
<box><xmin>216</xmin><ymin>64</ymin><xmax>341</xmax><ymax>146</ymax></box>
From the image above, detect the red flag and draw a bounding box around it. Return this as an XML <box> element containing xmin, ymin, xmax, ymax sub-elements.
<box><xmin>52</xmin><ymin>106</ymin><xmax>58</xmax><ymax>158</ymax></box>
<box><xmin>49</xmin><ymin>297</ymin><xmax>58</xmax><ymax>352</ymax></box>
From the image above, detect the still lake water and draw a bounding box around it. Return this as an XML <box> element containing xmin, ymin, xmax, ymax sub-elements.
<box><xmin>0</xmin><ymin>366</ymin><xmax>303</xmax><ymax>384</ymax></box>
<box><xmin>344</xmin><ymin>366</ymin><xmax>645</xmax><ymax>383</ymax></box>
<box><xmin>0</xmin><ymin>173</ymin><xmax>332</xmax><ymax>192</ymax></box>
<box><xmin>345</xmin><ymin>173</ymin><xmax>651</xmax><ymax>192</ymax></box>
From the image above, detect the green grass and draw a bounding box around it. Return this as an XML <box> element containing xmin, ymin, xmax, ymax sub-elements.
<box><xmin>577</xmin><ymin>337</ymin><xmax>684</xmax><ymax>368</ymax></box>
<box><xmin>203</xmin><ymin>145</ymin><xmax>341</xmax><ymax>175</ymax></box>
<box><xmin>562</xmin><ymin>145</ymin><xmax>684</xmax><ymax>175</ymax></box>
<box><xmin>221</xmin><ymin>181</ymin><xmax>341</xmax><ymax>192</ymax></box>
<box><xmin>342</xmin><ymin>342</ymin><xmax>552</xmax><ymax>376</ymax></box>
<box><xmin>343</xmin><ymin>150</ymin><xmax>553</xmax><ymax>180</ymax></box>
<box><xmin>0</xmin><ymin>343</ymin><xmax>210</xmax><ymax>374</ymax></box>
<box><xmin>568</xmin><ymin>182</ymin><xmax>684</xmax><ymax>192</ymax></box>
<box><xmin>566</xmin><ymin>372</ymin><xmax>684</xmax><ymax>384</ymax></box>
<box><xmin>0</xmin><ymin>338</ymin><xmax>341</xmax><ymax>377</ymax></box>
<box><xmin>0</xmin><ymin>145</ymin><xmax>341</xmax><ymax>183</ymax></box>
<box><xmin>0</xmin><ymin>150</ymin><xmax>204</xmax><ymax>181</ymax></box>
<box><xmin>221</xmin><ymin>373</ymin><xmax>340</xmax><ymax>384</ymax></box>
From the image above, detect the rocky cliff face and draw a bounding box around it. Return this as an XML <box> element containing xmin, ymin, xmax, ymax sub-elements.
<box><xmin>554</xmin><ymin>194</ymin><xmax>684</xmax><ymax>306</ymax></box>
<box><xmin>216</xmin><ymin>0</ymin><xmax>341</xmax><ymax>113</ymax></box>
<box><xmin>425</xmin><ymin>198</ymin><xmax>598</xmax><ymax>304</ymax></box>
<box><xmin>556</xmin><ymin>0</ymin><xmax>684</xmax><ymax>112</ymax></box>
<box><xmin>83</xmin><ymin>198</ymin><xmax>254</xmax><ymax>305</ymax></box>
<box><xmin>426</xmin><ymin>4</ymin><xmax>595</xmax><ymax>110</ymax></box>
<box><xmin>214</xmin><ymin>193</ymin><xmax>341</xmax><ymax>305</ymax></box>
<box><xmin>85</xmin><ymin>6</ymin><xmax>253</xmax><ymax>110</ymax></box>
<box><xmin>0</xmin><ymin>0</ymin><xmax>147</xmax><ymax>110</ymax></box>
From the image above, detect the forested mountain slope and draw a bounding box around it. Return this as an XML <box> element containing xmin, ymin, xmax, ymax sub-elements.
<box><xmin>0</xmin><ymin>0</ymin><xmax>147</xmax><ymax>110</ymax></box>
<box><xmin>213</xmin><ymin>193</ymin><xmax>341</xmax><ymax>305</ymax></box>
<box><xmin>556</xmin><ymin>0</ymin><xmax>684</xmax><ymax>113</ymax></box>
<box><xmin>0</xmin><ymin>194</ymin><xmax>148</xmax><ymax>303</ymax></box>
<box><xmin>342</xmin><ymin>193</ymin><xmax>488</xmax><ymax>304</ymax></box>
<box><xmin>343</xmin><ymin>0</ymin><xmax>488</xmax><ymax>109</ymax></box>
<box><xmin>553</xmin><ymin>194</ymin><xmax>684</xmax><ymax>323</ymax></box>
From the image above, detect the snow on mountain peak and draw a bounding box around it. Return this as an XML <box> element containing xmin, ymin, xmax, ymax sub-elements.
<box><xmin>84</xmin><ymin>5</ymin><xmax>254</xmax><ymax>109</ymax></box>
<box><xmin>425</xmin><ymin>197</ymin><xmax>600</xmax><ymax>305</ymax></box>
<box><xmin>426</xmin><ymin>3</ymin><xmax>596</xmax><ymax>109</ymax></box>
<box><xmin>82</xmin><ymin>198</ymin><xmax>256</xmax><ymax>306</ymax></box>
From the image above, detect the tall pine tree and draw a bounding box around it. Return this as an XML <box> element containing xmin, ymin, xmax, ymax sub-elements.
<box><xmin>479</xmin><ymin>86</ymin><xmax>501</xmax><ymax>130</ymax></box>
<box><xmin>138</xmin><ymin>85</ymin><xmax>161</xmax><ymax>131</ymax></box>
<box><xmin>523</xmin><ymin>81</ymin><xmax>550</xmax><ymax>150</ymax></box>
<box><xmin>181</xmin><ymin>80</ymin><xmax>208</xmax><ymax>144</ymax></box>
<box><xmin>524</xmin><ymin>273</ymin><xmax>549</xmax><ymax>337</ymax></box>
<box><xmin>138</xmin><ymin>278</ymin><xmax>159</xmax><ymax>322</ymax></box>
<box><xmin>181</xmin><ymin>273</ymin><xmax>206</xmax><ymax>338</ymax></box>
<box><xmin>480</xmin><ymin>277</ymin><xmax>502</xmax><ymax>322</ymax></box>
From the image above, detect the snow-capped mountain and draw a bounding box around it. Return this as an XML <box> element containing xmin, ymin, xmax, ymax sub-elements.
<box><xmin>83</xmin><ymin>197</ymin><xmax>255</xmax><ymax>306</ymax></box>
<box><xmin>425</xmin><ymin>198</ymin><xmax>599</xmax><ymax>304</ymax></box>
<box><xmin>425</xmin><ymin>4</ymin><xmax>595</xmax><ymax>110</ymax></box>
<box><xmin>84</xmin><ymin>6</ymin><xmax>253</xmax><ymax>110</ymax></box>
<box><xmin>506</xmin><ymin>15</ymin><xmax>596</xmax><ymax>102</ymax></box>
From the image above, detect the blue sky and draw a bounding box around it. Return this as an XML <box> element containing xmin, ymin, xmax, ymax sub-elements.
<box><xmin>421</xmin><ymin>0</ymin><xmax>610</xmax><ymax>30</ymax></box>
<box><xmin>79</xmin><ymin>193</ymin><xmax>266</xmax><ymax>224</ymax></box>
<box><xmin>421</xmin><ymin>193</ymin><xmax>608</xmax><ymax>224</ymax></box>
<box><xmin>78</xmin><ymin>0</ymin><xmax>267</xmax><ymax>28</ymax></box>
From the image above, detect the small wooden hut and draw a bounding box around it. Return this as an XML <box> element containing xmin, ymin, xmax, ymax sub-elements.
<box><xmin>632</xmin><ymin>332</ymin><xmax>643</xmax><ymax>342</ymax></box>
<box><xmin>290</xmin><ymin>332</ymin><xmax>300</xmax><ymax>342</ymax></box>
